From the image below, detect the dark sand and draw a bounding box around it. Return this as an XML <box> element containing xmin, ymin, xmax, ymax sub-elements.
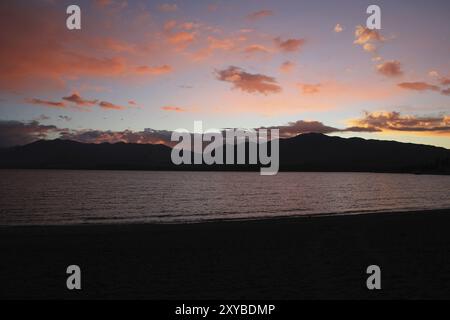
<box><xmin>1</xmin><ymin>209</ymin><xmax>450</xmax><ymax>299</ymax></box>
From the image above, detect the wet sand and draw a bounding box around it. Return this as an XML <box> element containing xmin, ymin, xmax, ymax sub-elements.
<box><xmin>1</xmin><ymin>209</ymin><xmax>450</xmax><ymax>299</ymax></box>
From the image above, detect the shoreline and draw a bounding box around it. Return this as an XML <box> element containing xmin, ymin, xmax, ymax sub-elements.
<box><xmin>2</xmin><ymin>208</ymin><xmax>450</xmax><ymax>299</ymax></box>
<box><xmin>2</xmin><ymin>207</ymin><xmax>450</xmax><ymax>229</ymax></box>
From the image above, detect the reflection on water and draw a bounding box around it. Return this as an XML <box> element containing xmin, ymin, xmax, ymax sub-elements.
<box><xmin>1</xmin><ymin>170</ymin><xmax>450</xmax><ymax>225</ymax></box>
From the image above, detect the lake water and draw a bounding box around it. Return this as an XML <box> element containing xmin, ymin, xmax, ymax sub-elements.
<box><xmin>1</xmin><ymin>170</ymin><xmax>450</xmax><ymax>225</ymax></box>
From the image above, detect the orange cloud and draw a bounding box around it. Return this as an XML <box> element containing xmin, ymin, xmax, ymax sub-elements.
<box><xmin>280</xmin><ymin>61</ymin><xmax>295</xmax><ymax>73</ymax></box>
<box><xmin>350</xmin><ymin>111</ymin><xmax>450</xmax><ymax>133</ymax></box>
<box><xmin>95</xmin><ymin>0</ymin><xmax>113</xmax><ymax>7</ymax></box>
<box><xmin>168</xmin><ymin>31</ymin><xmax>196</xmax><ymax>45</ymax></box>
<box><xmin>334</xmin><ymin>24</ymin><xmax>343</xmax><ymax>33</ymax></box>
<box><xmin>354</xmin><ymin>25</ymin><xmax>384</xmax><ymax>45</ymax></box>
<box><xmin>25</xmin><ymin>98</ymin><xmax>66</xmax><ymax>108</ymax></box>
<box><xmin>398</xmin><ymin>82</ymin><xmax>440</xmax><ymax>92</ymax></box>
<box><xmin>274</xmin><ymin>37</ymin><xmax>306</xmax><ymax>52</ymax></box>
<box><xmin>191</xmin><ymin>36</ymin><xmax>241</xmax><ymax>60</ymax></box>
<box><xmin>0</xmin><ymin>3</ymin><xmax>133</xmax><ymax>91</ymax></box>
<box><xmin>62</xmin><ymin>93</ymin><xmax>98</xmax><ymax>106</ymax></box>
<box><xmin>376</xmin><ymin>61</ymin><xmax>403</xmax><ymax>77</ymax></box>
<box><xmin>135</xmin><ymin>65</ymin><xmax>173</xmax><ymax>75</ymax></box>
<box><xmin>298</xmin><ymin>83</ymin><xmax>321</xmax><ymax>94</ymax></box>
<box><xmin>99</xmin><ymin>101</ymin><xmax>127</xmax><ymax>110</ymax></box>
<box><xmin>216</xmin><ymin>66</ymin><xmax>282</xmax><ymax>95</ymax></box>
<box><xmin>353</xmin><ymin>25</ymin><xmax>385</xmax><ymax>54</ymax></box>
<box><xmin>161</xmin><ymin>106</ymin><xmax>187</xmax><ymax>112</ymax></box>
<box><xmin>27</xmin><ymin>94</ymin><xmax>128</xmax><ymax>111</ymax></box>
<box><xmin>244</xmin><ymin>44</ymin><xmax>270</xmax><ymax>54</ymax></box>
<box><xmin>439</xmin><ymin>76</ymin><xmax>450</xmax><ymax>86</ymax></box>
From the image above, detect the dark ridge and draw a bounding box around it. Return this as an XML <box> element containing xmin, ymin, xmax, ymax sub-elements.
<box><xmin>0</xmin><ymin>133</ymin><xmax>449</xmax><ymax>174</ymax></box>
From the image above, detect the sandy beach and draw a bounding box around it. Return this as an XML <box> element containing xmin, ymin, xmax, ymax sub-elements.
<box><xmin>1</xmin><ymin>209</ymin><xmax>450</xmax><ymax>299</ymax></box>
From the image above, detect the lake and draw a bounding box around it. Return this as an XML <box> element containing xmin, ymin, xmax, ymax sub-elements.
<box><xmin>1</xmin><ymin>170</ymin><xmax>450</xmax><ymax>225</ymax></box>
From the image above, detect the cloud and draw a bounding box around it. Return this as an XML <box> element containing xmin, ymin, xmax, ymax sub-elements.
<box><xmin>0</xmin><ymin>2</ymin><xmax>133</xmax><ymax>90</ymax></box>
<box><xmin>247</xmin><ymin>10</ymin><xmax>273</xmax><ymax>20</ymax></box>
<box><xmin>61</xmin><ymin>128</ymin><xmax>174</xmax><ymax>145</ymax></box>
<box><xmin>216</xmin><ymin>66</ymin><xmax>282</xmax><ymax>95</ymax></box>
<box><xmin>0</xmin><ymin>118</ymin><xmax>380</xmax><ymax>148</ymax></box>
<box><xmin>158</xmin><ymin>3</ymin><xmax>178</xmax><ymax>12</ymax></box>
<box><xmin>164</xmin><ymin>19</ymin><xmax>178</xmax><ymax>31</ymax></box>
<box><xmin>135</xmin><ymin>65</ymin><xmax>173</xmax><ymax>75</ymax></box>
<box><xmin>58</xmin><ymin>115</ymin><xmax>72</xmax><ymax>122</ymax></box>
<box><xmin>350</xmin><ymin>111</ymin><xmax>450</xmax><ymax>133</ymax></box>
<box><xmin>440</xmin><ymin>77</ymin><xmax>450</xmax><ymax>86</ymax></box>
<box><xmin>429</xmin><ymin>70</ymin><xmax>440</xmax><ymax>78</ymax></box>
<box><xmin>0</xmin><ymin>120</ymin><xmax>174</xmax><ymax>147</ymax></box>
<box><xmin>363</xmin><ymin>43</ymin><xmax>377</xmax><ymax>52</ymax></box>
<box><xmin>244</xmin><ymin>44</ymin><xmax>270</xmax><ymax>55</ymax></box>
<box><xmin>191</xmin><ymin>36</ymin><xmax>241</xmax><ymax>60</ymax></box>
<box><xmin>95</xmin><ymin>0</ymin><xmax>113</xmax><ymax>7</ymax></box>
<box><xmin>161</xmin><ymin>105</ymin><xmax>187</xmax><ymax>112</ymax></box>
<box><xmin>262</xmin><ymin>120</ymin><xmax>341</xmax><ymax>137</ymax></box>
<box><xmin>398</xmin><ymin>82</ymin><xmax>440</xmax><ymax>92</ymax></box>
<box><xmin>62</xmin><ymin>93</ymin><xmax>98</xmax><ymax>106</ymax></box>
<box><xmin>298</xmin><ymin>83</ymin><xmax>321</xmax><ymax>94</ymax></box>
<box><xmin>84</xmin><ymin>37</ymin><xmax>138</xmax><ymax>54</ymax></box>
<box><xmin>334</xmin><ymin>24</ymin><xmax>343</xmax><ymax>33</ymax></box>
<box><xmin>354</xmin><ymin>25</ymin><xmax>384</xmax><ymax>45</ymax></box>
<box><xmin>168</xmin><ymin>31</ymin><xmax>196</xmax><ymax>45</ymax></box>
<box><xmin>0</xmin><ymin>2</ymin><xmax>178</xmax><ymax>90</ymax></box>
<box><xmin>261</xmin><ymin>120</ymin><xmax>380</xmax><ymax>138</ymax></box>
<box><xmin>27</xmin><ymin>93</ymin><xmax>127</xmax><ymax>111</ymax></box>
<box><xmin>376</xmin><ymin>60</ymin><xmax>403</xmax><ymax>77</ymax></box>
<box><xmin>353</xmin><ymin>25</ymin><xmax>385</xmax><ymax>54</ymax></box>
<box><xmin>25</xmin><ymin>98</ymin><xmax>65</xmax><ymax>108</ymax></box>
<box><xmin>0</xmin><ymin>120</ymin><xmax>61</xmax><ymax>147</ymax></box>
<box><xmin>99</xmin><ymin>101</ymin><xmax>126</xmax><ymax>110</ymax></box>
<box><xmin>274</xmin><ymin>37</ymin><xmax>306</xmax><ymax>52</ymax></box>
<box><xmin>280</xmin><ymin>61</ymin><xmax>295</xmax><ymax>73</ymax></box>
<box><xmin>5</xmin><ymin>113</ymin><xmax>448</xmax><ymax>149</ymax></box>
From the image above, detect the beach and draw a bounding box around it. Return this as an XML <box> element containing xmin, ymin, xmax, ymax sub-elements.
<box><xmin>1</xmin><ymin>209</ymin><xmax>450</xmax><ymax>299</ymax></box>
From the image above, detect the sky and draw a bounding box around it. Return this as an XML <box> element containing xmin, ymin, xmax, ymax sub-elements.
<box><xmin>0</xmin><ymin>0</ymin><xmax>449</xmax><ymax>148</ymax></box>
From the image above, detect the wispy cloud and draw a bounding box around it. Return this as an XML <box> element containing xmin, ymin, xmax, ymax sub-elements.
<box><xmin>25</xmin><ymin>98</ymin><xmax>66</xmax><ymax>108</ymax></box>
<box><xmin>99</xmin><ymin>101</ymin><xmax>126</xmax><ymax>110</ymax></box>
<box><xmin>398</xmin><ymin>82</ymin><xmax>440</xmax><ymax>92</ymax></box>
<box><xmin>135</xmin><ymin>65</ymin><xmax>173</xmax><ymax>75</ymax></box>
<box><xmin>161</xmin><ymin>105</ymin><xmax>187</xmax><ymax>112</ymax></box>
<box><xmin>298</xmin><ymin>83</ymin><xmax>322</xmax><ymax>94</ymax></box>
<box><xmin>247</xmin><ymin>10</ymin><xmax>273</xmax><ymax>21</ymax></box>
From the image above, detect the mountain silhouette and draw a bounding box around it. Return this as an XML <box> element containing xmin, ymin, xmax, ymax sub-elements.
<box><xmin>0</xmin><ymin>133</ymin><xmax>449</xmax><ymax>174</ymax></box>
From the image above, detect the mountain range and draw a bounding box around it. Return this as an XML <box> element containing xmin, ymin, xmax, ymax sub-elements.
<box><xmin>0</xmin><ymin>133</ymin><xmax>449</xmax><ymax>174</ymax></box>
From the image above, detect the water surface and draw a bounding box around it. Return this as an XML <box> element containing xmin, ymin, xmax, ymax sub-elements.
<box><xmin>1</xmin><ymin>170</ymin><xmax>450</xmax><ymax>225</ymax></box>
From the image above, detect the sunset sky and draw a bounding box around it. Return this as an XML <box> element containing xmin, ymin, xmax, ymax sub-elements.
<box><xmin>0</xmin><ymin>0</ymin><xmax>449</xmax><ymax>148</ymax></box>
